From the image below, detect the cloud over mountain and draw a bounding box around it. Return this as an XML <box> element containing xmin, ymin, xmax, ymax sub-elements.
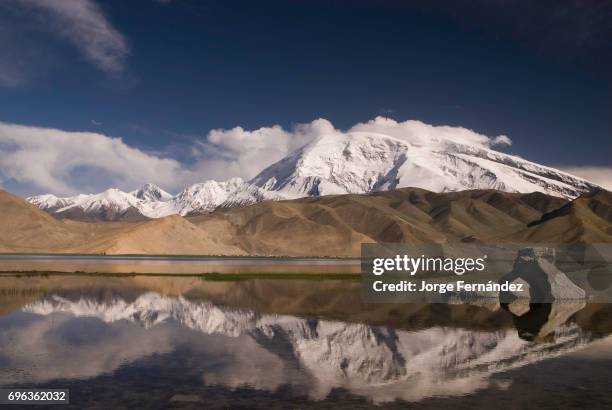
<box><xmin>0</xmin><ymin>117</ymin><xmax>598</xmax><ymax>198</ymax></box>
<box><xmin>558</xmin><ymin>166</ymin><xmax>612</xmax><ymax>190</ymax></box>
<box><xmin>348</xmin><ymin>117</ymin><xmax>512</xmax><ymax>148</ymax></box>
<box><xmin>191</xmin><ymin>118</ymin><xmax>337</xmax><ymax>181</ymax></box>
<box><xmin>193</xmin><ymin>117</ymin><xmax>513</xmax><ymax>182</ymax></box>
<box><xmin>0</xmin><ymin>122</ymin><xmax>186</xmax><ymax>195</ymax></box>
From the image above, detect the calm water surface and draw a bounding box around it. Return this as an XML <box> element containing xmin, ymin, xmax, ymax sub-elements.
<box><xmin>0</xmin><ymin>255</ymin><xmax>360</xmax><ymax>274</ymax></box>
<box><xmin>1</xmin><ymin>274</ymin><xmax>611</xmax><ymax>409</ymax></box>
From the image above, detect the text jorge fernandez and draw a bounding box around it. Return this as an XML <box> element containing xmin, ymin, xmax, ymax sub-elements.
<box><xmin>369</xmin><ymin>254</ymin><xmax>524</xmax><ymax>294</ymax></box>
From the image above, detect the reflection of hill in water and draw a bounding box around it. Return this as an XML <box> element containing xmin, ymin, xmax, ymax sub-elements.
<box><xmin>16</xmin><ymin>292</ymin><xmax>604</xmax><ymax>403</ymax></box>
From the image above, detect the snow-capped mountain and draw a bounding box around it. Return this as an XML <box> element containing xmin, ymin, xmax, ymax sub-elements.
<box><xmin>29</xmin><ymin>188</ymin><xmax>146</xmax><ymax>221</ymax></box>
<box><xmin>27</xmin><ymin>130</ymin><xmax>599</xmax><ymax>221</ymax></box>
<box><xmin>155</xmin><ymin>177</ymin><xmax>284</xmax><ymax>216</ymax></box>
<box><xmin>133</xmin><ymin>183</ymin><xmax>173</xmax><ymax>202</ymax></box>
<box><xmin>28</xmin><ymin>179</ymin><xmax>284</xmax><ymax>221</ymax></box>
<box><xmin>252</xmin><ymin>132</ymin><xmax>598</xmax><ymax>198</ymax></box>
<box><xmin>21</xmin><ymin>293</ymin><xmax>593</xmax><ymax>403</ymax></box>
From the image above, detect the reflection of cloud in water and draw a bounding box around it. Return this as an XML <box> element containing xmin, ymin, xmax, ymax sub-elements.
<box><xmin>2</xmin><ymin>293</ymin><xmax>595</xmax><ymax>403</ymax></box>
<box><xmin>0</xmin><ymin>312</ymin><xmax>174</xmax><ymax>384</ymax></box>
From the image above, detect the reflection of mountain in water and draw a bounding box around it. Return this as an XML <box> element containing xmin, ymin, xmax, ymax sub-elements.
<box><xmin>20</xmin><ymin>293</ymin><xmax>596</xmax><ymax>403</ymax></box>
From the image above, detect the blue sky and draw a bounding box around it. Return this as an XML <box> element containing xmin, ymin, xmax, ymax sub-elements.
<box><xmin>0</xmin><ymin>0</ymin><xmax>611</xmax><ymax>195</ymax></box>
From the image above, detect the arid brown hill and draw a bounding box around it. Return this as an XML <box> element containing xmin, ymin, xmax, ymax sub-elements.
<box><xmin>0</xmin><ymin>190</ymin><xmax>86</xmax><ymax>253</ymax></box>
<box><xmin>189</xmin><ymin>188</ymin><xmax>572</xmax><ymax>256</ymax></box>
<box><xmin>2</xmin><ymin>188</ymin><xmax>611</xmax><ymax>257</ymax></box>
<box><xmin>519</xmin><ymin>189</ymin><xmax>612</xmax><ymax>242</ymax></box>
<box><xmin>0</xmin><ymin>190</ymin><xmax>243</xmax><ymax>255</ymax></box>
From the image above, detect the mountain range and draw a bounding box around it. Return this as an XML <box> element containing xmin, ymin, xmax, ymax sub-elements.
<box><xmin>2</xmin><ymin>185</ymin><xmax>611</xmax><ymax>257</ymax></box>
<box><xmin>4</xmin><ymin>130</ymin><xmax>611</xmax><ymax>256</ymax></box>
<box><xmin>27</xmin><ymin>132</ymin><xmax>599</xmax><ymax>221</ymax></box>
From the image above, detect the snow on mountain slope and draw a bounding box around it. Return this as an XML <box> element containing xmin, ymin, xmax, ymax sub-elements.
<box><xmin>29</xmin><ymin>187</ymin><xmax>149</xmax><ymax>221</ymax></box>
<box><xmin>27</xmin><ymin>179</ymin><xmax>281</xmax><ymax>221</ymax></box>
<box><xmin>142</xmin><ymin>178</ymin><xmax>285</xmax><ymax>218</ymax></box>
<box><xmin>132</xmin><ymin>183</ymin><xmax>173</xmax><ymax>202</ymax></box>
<box><xmin>138</xmin><ymin>179</ymin><xmax>241</xmax><ymax>218</ymax></box>
<box><xmin>251</xmin><ymin>132</ymin><xmax>598</xmax><ymax>199</ymax></box>
<box><xmin>27</xmin><ymin>194</ymin><xmax>73</xmax><ymax>213</ymax></box>
<box><xmin>27</xmin><ymin>127</ymin><xmax>599</xmax><ymax>221</ymax></box>
<box><xmin>31</xmin><ymin>188</ymin><xmax>146</xmax><ymax>221</ymax></box>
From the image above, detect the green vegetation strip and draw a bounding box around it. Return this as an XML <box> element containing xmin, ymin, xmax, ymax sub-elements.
<box><xmin>0</xmin><ymin>252</ymin><xmax>357</xmax><ymax>260</ymax></box>
<box><xmin>0</xmin><ymin>271</ymin><xmax>361</xmax><ymax>281</ymax></box>
<box><xmin>199</xmin><ymin>273</ymin><xmax>360</xmax><ymax>281</ymax></box>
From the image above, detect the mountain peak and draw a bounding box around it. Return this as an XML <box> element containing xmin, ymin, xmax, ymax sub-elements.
<box><xmin>251</xmin><ymin>131</ymin><xmax>599</xmax><ymax>199</ymax></box>
<box><xmin>133</xmin><ymin>183</ymin><xmax>172</xmax><ymax>202</ymax></box>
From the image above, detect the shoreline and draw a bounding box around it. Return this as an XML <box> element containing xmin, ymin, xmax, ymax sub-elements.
<box><xmin>0</xmin><ymin>254</ymin><xmax>361</xmax><ymax>275</ymax></box>
<box><xmin>0</xmin><ymin>253</ymin><xmax>359</xmax><ymax>260</ymax></box>
<box><xmin>0</xmin><ymin>271</ymin><xmax>361</xmax><ymax>280</ymax></box>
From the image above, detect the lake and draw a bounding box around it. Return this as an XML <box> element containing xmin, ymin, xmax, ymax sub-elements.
<box><xmin>0</xmin><ymin>255</ymin><xmax>361</xmax><ymax>275</ymax></box>
<box><xmin>1</xmin><ymin>274</ymin><xmax>611</xmax><ymax>409</ymax></box>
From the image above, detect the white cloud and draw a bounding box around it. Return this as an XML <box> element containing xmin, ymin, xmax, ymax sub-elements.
<box><xmin>492</xmin><ymin>134</ymin><xmax>512</xmax><ymax>146</ymax></box>
<box><xmin>348</xmin><ymin>116</ymin><xmax>512</xmax><ymax>148</ymax></box>
<box><xmin>15</xmin><ymin>0</ymin><xmax>128</xmax><ymax>73</ymax></box>
<box><xmin>194</xmin><ymin>117</ymin><xmax>513</xmax><ymax>182</ymax></box>
<box><xmin>0</xmin><ymin>117</ymin><xmax>520</xmax><ymax>196</ymax></box>
<box><xmin>191</xmin><ymin>118</ymin><xmax>337</xmax><ymax>181</ymax></box>
<box><xmin>557</xmin><ymin>166</ymin><xmax>612</xmax><ymax>190</ymax></box>
<box><xmin>0</xmin><ymin>122</ymin><xmax>188</xmax><ymax>195</ymax></box>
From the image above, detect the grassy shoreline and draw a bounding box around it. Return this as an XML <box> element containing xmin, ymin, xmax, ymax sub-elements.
<box><xmin>0</xmin><ymin>271</ymin><xmax>361</xmax><ymax>280</ymax></box>
<box><xmin>0</xmin><ymin>252</ymin><xmax>359</xmax><ymax>260</ymax></box>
